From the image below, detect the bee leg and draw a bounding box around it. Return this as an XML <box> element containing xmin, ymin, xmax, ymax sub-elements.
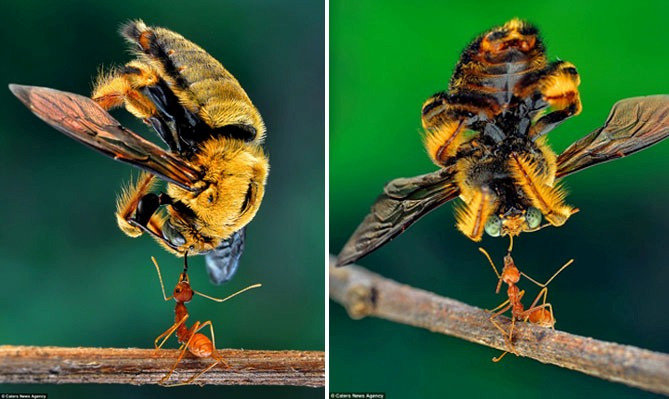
<box><xmin>521</xmin><ymin>61</ymin><xmax>582</xmax><ymax>138</ymax></box>
<box><xmin>454</xmin><ymin>186</ymin><xmax>496</xmax><ymax>241</ymax></box>
<box><xmin>134</xmin><ymin>192</ymin><xmax>173</xmax><ymax>226</ymax></box>
<box><xmin>93</xmin><ymin>63</ymin><xmax>159</xmax><ymax>114</ymax></box>
<box><xmin>92</xmin><ymin>63</ymin><xmax>182</xmax><ymax>152</ymax></box>
<box><xmin>116</xmin><ymin>173</ymin><xmax>181</xmax><ymax>252</ymax></box>
<box><xmin>116</xmin><ymin>172</ymin><xmax>158</xmax><ymax>237</ymax></box>
<box><xmin>146</xmin><ymin>114</ymin><xmax>181</xmax><ymax>153</ymax></box>
<box><xmin>140</xmin><ymin>81</ymin><xmax>201</xmax><ymax>154</ymax></box>
<box><xmin>421</xmin><ymin>90</ymin><xmax>499</xmax><ymax>166</ymax></box>
<box><xmin>508</xmin><ymin>154</ymin><xmax>574</xmax><ymax>227</ymax></box>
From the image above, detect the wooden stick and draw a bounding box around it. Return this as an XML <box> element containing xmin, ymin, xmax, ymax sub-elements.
<box><xmin>0</xmin><ymin>346</ymin><xmax>324</xmax><ymax>387</ymax></box>
<box><xmin>329</xmin><ymin>256</ymin><xmax>669</xmax><ymax>395</ymax></box>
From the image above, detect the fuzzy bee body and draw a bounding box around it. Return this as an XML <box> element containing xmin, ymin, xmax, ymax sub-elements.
<box><xmin>107</xmin><ymin>21</ymin><xmax>266</xmax><ymax>149</ymax></box>
<box><xmin>11</xmin><ymin>20</ymin><xmax>268</xmax><ymax>284</ymax></box>
<box><xmin>423</xmin><ymin>19</ymin><xmax>580</xmax><ymax>240</ymax></box>
<box><xmin>336</xmin><ymin>19</ymin><xmax>669</xmax><ymax>266</ymax></box>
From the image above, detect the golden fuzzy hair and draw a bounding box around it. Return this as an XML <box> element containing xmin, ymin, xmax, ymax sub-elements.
<box><xmin>508</xmin><ymin>154</ymin><xmax>573</xmax><ymax>226</ymax></box>
<box><xmin>454</xmin><ymin>189</ymin><xmax>496</xmax><ymax>241</ymax></box>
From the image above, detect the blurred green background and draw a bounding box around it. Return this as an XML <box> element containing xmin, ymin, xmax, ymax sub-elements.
<box><xmin>331</xmin><ymin>1</ymin><xmax>668</xmax><ymax>398</ymax></box>
<box><xmin>0</xmin><ymin>0</ymin><xmax>323</xmax><ymax>397</ymax></box>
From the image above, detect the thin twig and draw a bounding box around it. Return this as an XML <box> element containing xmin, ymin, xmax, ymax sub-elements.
<box><xmin>329</xmin><ymin>256</ymin><xmax>669</xmax><ymax>396</ymax></box>
<box><xmin>0</xmin><ymin>346</ymin><xmax>324</xmax><ymax>387</ymax></box>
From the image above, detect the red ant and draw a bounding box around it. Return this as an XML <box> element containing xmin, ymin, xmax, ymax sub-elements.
<box><xmin>478</xmin><ymin>246</ymin><xmax>573</xmax><ymax>362</ymax></box>
<box><xmin>151</xmin><ymin>254</ymin><xmax>261</xmax><ymax>386</ymax></box>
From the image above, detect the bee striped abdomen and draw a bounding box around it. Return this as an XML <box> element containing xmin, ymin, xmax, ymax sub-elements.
<box><xmin>450</xmin><ymin>19</ymin><xmax>547</xmax><ymax>111</ymax></box>
<box><xmin>422</xmin><ymin>19</ymin><xmax>547</xmax><ymax>166</ymax></box>
<box><xmin>121</xmin><ymin>20</ymin><xmax>265</xmax><ymax>142</ymax></box>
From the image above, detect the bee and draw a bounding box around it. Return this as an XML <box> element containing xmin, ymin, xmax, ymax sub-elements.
<box><xmin>336</xmin><ymin>19</ymin><xmax>669</xmax><ymax>266</ymax></box>
<box><xmin>9</xmin><ymin>20</ymin><xmax>269</xmax><ymax>284</ymax></box>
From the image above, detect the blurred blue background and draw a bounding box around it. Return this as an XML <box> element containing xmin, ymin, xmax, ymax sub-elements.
<box><xmin>330</xmin><ymin>1</ymin><xmax>668</xmax><ymax>398</ymax></box>
<box><xmin>0</xmin><ymin>0</ymin><xmax>324</xmax><ymax>397</ymax></box>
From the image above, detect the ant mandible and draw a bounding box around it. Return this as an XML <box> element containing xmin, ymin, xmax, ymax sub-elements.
<box><xmin>479</xmin><ymin>244</ymin><xmax>573</xmax><ymax>362</ymax></box>
<box><xmin>151</xmin><ymin>254</ymin><xmax>261</xmax><ymax>386</ymax></box>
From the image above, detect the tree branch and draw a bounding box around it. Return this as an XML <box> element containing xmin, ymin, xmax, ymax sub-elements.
<box><xmin>0</xmin><ymin>346</ymin><xmax>324</xmax><ymax>387</ymax></box>
<box><xmin>329</xmin><ymin>256</ymin><xmax>669</xmax><ymax>396</ymax></box>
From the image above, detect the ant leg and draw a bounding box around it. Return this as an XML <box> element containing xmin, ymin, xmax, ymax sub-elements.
<box><xmin>164</xmin><ymin>359</ymin><xmax>221</xmax><ymax>388</ymax></box>
<box><xmin>160</xmin><ymin>321</ymin><xmax>201</xmax><ymax>386</ymax></box>
<box><xmin>151</xmin><ymin>257</ymin><xmax>174</xmax><ymax>302</ymax></box>
<box><xmin>522</xmin><ymin>288</ymin><xmax>556</xmax><ymax>328</ymax></box>
<box><xmin>478</xmin><ymin>247</ymin><xmax>504</xmax><ymax>293</ymax></box>
<box><xmin>490</xmin><ymin>318</ymin><xmax>515</xmax><ymax>362</ymax></box>
<box><xmin>507</xmin><ymin>317</ymin><xmax>519</xmax><ymax>356</ymax></box>
<box><xmin>164</xmin><ymin>321</ymin><xmax>230</xmax><ymax>387</ymax></box>
<box><xmin>488</xmin><ymin>298</ymin><xmax>511</xmax><ymax>314</ymax></box>
<box><xmin>489</xmin><ymin>302</ymin><xmax>516</xmax><ymax>361</ymax></box>
<box><xmin>521</xmin><ymin>259</ymin><xmax>574</xmax><ymax>289</ymax></box>
<box><xmin>492</xmin><ymin>351</ymin><xmax>510</xmax><ymax>362</ymax></box>
<box><xmin>528</xmin><ymin>287</ymin><xmax>548</xmax><ymax>309</ymax></box>
<box><xmin>154</xmin><ymin>314</ymin><xmax>189</xmax><ymax>350</ymax></box>
<box><xmin>193</xmin><ymin>321</ymin><xmax>230</xmax><ymax>369</ymax></box>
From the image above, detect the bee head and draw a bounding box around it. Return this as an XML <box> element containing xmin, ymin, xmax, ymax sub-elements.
<box><xmin>176</xmin><ymin>138</ymin><xmax>269</xmax><ymax>241</ymax></box>
<box><xmin>484</xmin><ymin>206</ymin><xmax>543</xmax><ymax>238</ymax></box>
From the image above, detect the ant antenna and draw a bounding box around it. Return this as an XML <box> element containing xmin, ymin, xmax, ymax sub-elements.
<box><xmin>151</xmin><ymin>256</ymin><xmax>172</xmax><ymax>301</ymax></box>
<box><xmin>478</xmin><ymin>247</ymin><xmax>500</xmax><ymax>279</ymax></box>
<box><xmin>479</xmin><ymin>247</ymin><xmax>505</xmax><ymax>293</ymax></box>
<box><xmin>521</xmin><ymin>259</ymin><xmax>574</xmax><ymax>288</ymax></box>
<box><xmin>194</xmin><ymin>283</ymin><xmax>262</xmax><ymax>303</ymax></box>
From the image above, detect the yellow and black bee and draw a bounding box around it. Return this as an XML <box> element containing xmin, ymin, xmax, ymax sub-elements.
<box><xmin>10</xmin><ymin>20</ymin><xmax>269</xmax><ymax>284</ymax></box>
<box><xmin>337</xmin><ymin>19</ymin><xmax>669</xmax><ymax>266</ymax></box>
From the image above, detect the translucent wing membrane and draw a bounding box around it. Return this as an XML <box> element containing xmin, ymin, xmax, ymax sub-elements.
<box><xmin>336</xmin><ymin>167</ymin><xmax>460</xmax><ymax>266</ymax></box>
<box><xmin>9</xmin><ymin>84</ymin><xmax>202</xmax><ymax>191</ymax></box>
<box><xmin>557</xmin><ymin>95</ymin><xmax>669</xmax><ymax>178</ymax></box>
<box><xmin>205</xmin><ymin>228</ymin><xmax>245</xmax><ymax>285</ymax></box>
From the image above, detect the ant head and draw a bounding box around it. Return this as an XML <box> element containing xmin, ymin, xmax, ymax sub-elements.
<box><xmin>173</xmin><ymin>278</ymin><xmax>194</xmax><ymax>303</ymax></box>
<box><xmin>170</xmin><ymin>251</ymin><xmax>194</xmax><ymax>302</ymax></box>
<box><xmin>501</xmin><ymin>254</ymin><xmax>521</xmax><ymax>284</ymax></box>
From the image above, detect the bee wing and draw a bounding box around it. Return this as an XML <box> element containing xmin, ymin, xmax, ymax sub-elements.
<box><xmin>556</xmin><ymin>95</ymin><xmax>669</xmax><ymax>178</ymax></box>
<box><xmin>336</xmin><ymin>167</ymin><xmax>459</xmax><ymax>266</ymax></box>
<box><xmin>205</xmin><ymin>228</ymin><xmax>245</xmax><ymax>285</ymax></box>
<box><xmin>9</xmin><ymin>84</ymin><xmax>201</xmax><ymax>191</ymax></box>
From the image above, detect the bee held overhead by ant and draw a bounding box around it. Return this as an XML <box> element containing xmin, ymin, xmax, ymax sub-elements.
<box><xmin>151</xmin><ymin>254</ymin><xmax>261</xmax><ymax>386</ymax></box>
<box><xmin>10</xmin><ymin>20</ymin><xmax>269</xmax><ymax>284</ymax></box>
<box><xmin>336</xmin><ymin>18</ymin><xmax>669</xmax><ymax>267</ymax></box>
<box><xmin>479</xmin><ymin>245</ymin><xmax>572</xmax><ymax>362</ymax></box>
